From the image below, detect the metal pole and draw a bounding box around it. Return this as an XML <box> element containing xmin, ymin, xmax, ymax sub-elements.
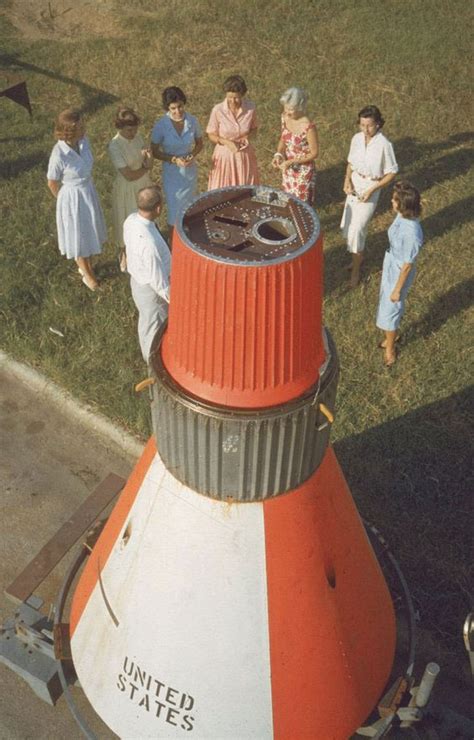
<box><xmin>415</xmin><ymin>662</ymin><xmax>440</xmax><ymax>708</ymax></box>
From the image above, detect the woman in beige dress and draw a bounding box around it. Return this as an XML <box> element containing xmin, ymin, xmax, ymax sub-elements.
<box><xmin>108</xmin><ymin>107</ymin><xmax>153</xmax><ymax>272</ymax></box>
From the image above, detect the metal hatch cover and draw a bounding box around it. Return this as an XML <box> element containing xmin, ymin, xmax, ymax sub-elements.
<box><xmin>181</xmin><ymin>186</ymin><xmax>319</xmax><ymax>264</ymax></box>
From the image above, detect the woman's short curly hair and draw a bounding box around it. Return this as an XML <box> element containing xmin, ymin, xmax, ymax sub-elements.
<box><xmin>223</xmin><ymin>75</ymin><xmax>247</xmax><ymax>95</ymax></box>
<box><xmin>162</xmin><ymin>86</ymin><xmax>187</xmax><ymax>110</ymax></box>
<box><xmin>357</xmin><ymin>105</ymin><xmax>385</xmax><ymax>128</ymax></box>
<box><xmin>115</xmin><ymin>107</ymin><xmax>140</xmax><ymax>129</ymax></box>
<box><xmin>54</xmin><ymin>108</ymin><xmax>84</xmax><ymax>140</ymax></box>
<box><xmin>279</xmin><ymin>87</ymin><xmax>308</xmax><ymax>113</ymax></box>
<box><xmin>392</xmin><ymin>180</ymin><xmax>422</xmax><ymax>218</ymax></box>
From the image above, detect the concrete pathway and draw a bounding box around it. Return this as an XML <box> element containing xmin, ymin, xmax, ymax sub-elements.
<box><xmin>0</xmin><ymin>354</ymin><xmax>144</xmax><ymax>739</ymax></box>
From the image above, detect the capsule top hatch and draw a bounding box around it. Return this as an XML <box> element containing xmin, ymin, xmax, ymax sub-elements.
<box><xmin>179</xmin><ymin>185</ymin><xmax>319</xmax><ymax>264</ymax></box>
<box><xmin>159</xmin><ymin>186</ymin><xmax>325</xmax><ymax>408</ymax></box>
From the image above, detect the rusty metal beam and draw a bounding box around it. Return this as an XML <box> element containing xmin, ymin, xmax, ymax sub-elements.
<box><xmin>4</xmin><ymin>473</ymin><xmax>126</xmax><ymax>604</ymax></box>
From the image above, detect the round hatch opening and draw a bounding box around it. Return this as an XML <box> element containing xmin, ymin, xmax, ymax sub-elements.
<box><xmin>252</xmin><ymin>217</ymin><xmax>296</xmax><ymax>245</ymax></box>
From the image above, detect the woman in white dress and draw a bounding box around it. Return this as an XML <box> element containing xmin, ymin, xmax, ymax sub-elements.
<box><xmin>47</xmin><ymin>108</ymin><xmax>106</xmax><ymax>291</ymax></box>
<box><xmin>340</xmin><ymin>105</ymin><xmax>398</xmax><ymax>288</ymax></box>
<box><xmin>108</xmin><ymin>107</ymin><xmax>154</xmax><ymax>272</ymax></box>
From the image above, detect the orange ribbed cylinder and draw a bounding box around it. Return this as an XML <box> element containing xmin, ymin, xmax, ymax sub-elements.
<box><xmin>161</xmin><ymin>188</ymin><xmax>324</xmax><ymax>408</ymax></box>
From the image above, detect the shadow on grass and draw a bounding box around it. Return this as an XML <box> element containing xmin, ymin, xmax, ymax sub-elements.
<box><xmin>317</xmin><ymin>161</ymin><xmax>346</xmax><ymax>211</ymax></box>
<box><xmin>334</xmin><ymin>386</ymin><xmax>473</xmax><ymax>661</ymax></box>
<box><xmin>395</xmin><ymin>133</ymin><xmax>474</xmax><ymax>188</ymax></box>
<box><xmin>407</xmin><ymin>276</ymin><xmax>474</xmax><ymax>339</ymax></box>
<box><xmin>0</xmin><ymin>53</ymin><xmax>119</xmax><ymax>115</ymax></box>
<box><xmin>422</xmin><ymin>195</ymin><xmax>474</xmax><ymax>240</ymax></box>
<box><xmin>95</xmin><ymin>260</ymin><xmax>121</xmax><ymax>280</ymax></box>
<box><xmin>1</xmin><ymin>151</ymin><xmax>49</xmax><ymax>179</ymax></box>
<box><xmin>0</xmin><ymin>135</ymin><xmax>37</xmax><ymax>144</ymax></box>
<box><xmin>323</xmin><ymin>227</ymin><xmax>387</xmax><ymax>295</ymax></box>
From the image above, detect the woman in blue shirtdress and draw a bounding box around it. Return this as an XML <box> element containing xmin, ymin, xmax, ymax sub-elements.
<box><xmin>47</xmin><ymin>108</ymin><xmax>106</xmax><ymax>291</ymax></box>
<box><xmin>151</xmin><ymin>87</ymin><xmax>203</xmax><ymax>244</ymax></box>
<box><xmin>376</xmin><ymin>181</ymin><xmax>423</xmax><ymax>366</ymax></box>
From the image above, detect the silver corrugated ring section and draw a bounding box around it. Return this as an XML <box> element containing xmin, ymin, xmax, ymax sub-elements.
<box><xmin>149</xmin><ymin>328</ymin><xmax>339</xmax><ymax>502</ymax></box>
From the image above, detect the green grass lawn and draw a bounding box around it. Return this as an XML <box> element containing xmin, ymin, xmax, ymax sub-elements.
<box><xmin>1</xmin><ymin>0</ymin><xmax>472</xmax><ymax>683</ymax></box>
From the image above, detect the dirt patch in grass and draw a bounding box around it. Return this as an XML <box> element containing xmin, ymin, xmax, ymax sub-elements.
<box><xmin>4</xmin><ymin>0</ymin><xmax>123</xmax><ymax>40</ymax></box>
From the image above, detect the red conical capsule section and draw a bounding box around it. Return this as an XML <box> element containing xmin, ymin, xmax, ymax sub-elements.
<box><xmin>161</xmin><ymin>187</ymin><xmax>324</xmax><ymax>409</ymax></box>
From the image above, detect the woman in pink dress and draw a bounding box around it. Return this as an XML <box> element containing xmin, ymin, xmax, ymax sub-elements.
<box><xmin>272</xmin><ymin>87</ymin><xmax>319</xmax><ymax>204</ymax></box>
<box><xmin>206</xmin><ymin>75</ymin><xmax>260</xmax><ymax>189</ymax></box>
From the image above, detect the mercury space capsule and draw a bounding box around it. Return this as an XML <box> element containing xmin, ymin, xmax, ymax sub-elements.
<box><xmin>70</xmin><ymin>186</ymin><xmax>396</xmax><ymax>739</ymax></box>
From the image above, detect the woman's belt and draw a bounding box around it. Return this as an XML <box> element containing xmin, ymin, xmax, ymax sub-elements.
<box><xmin>61</xmin><ymin>177</ymin><xmax>92</xmax><ymax>186</ymax></box>
<box><xmin>354</xmin><ymin>171</ymin><xmax>383</xmax><ymax>181</ymax></box>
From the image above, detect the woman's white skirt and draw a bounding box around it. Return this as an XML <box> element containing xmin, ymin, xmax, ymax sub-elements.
<box><xmin>340</xmin><ymin>173</ymin><xmax>380</xmax><ymax>254</ymax></box>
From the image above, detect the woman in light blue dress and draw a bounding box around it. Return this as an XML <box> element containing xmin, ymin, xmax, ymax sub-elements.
<box><xmin>151</xmin><ymin>87</ymin><xmax>203</xmax><ymax>243</ymax></box>
<box><xmin>47</xmin><ymin>108</ymin><xmax>106</xmax><ymax>291</ymax></box>
<box><xmin>376</xmin><ymin>181</ymin><xmax>423</xmax><ymax>366</ymax></box>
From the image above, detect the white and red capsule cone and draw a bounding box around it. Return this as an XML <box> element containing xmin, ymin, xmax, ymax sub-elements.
<box><xmin>70</xmin><ymin>187</ymin><xmax>396</xmax><ymax>739</ymax></box>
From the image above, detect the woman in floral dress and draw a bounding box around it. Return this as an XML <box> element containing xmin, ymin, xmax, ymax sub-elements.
<box><xmin>272</xmin><ymin>87</ymin><xmax>319</xmax><ymax>203</ymax></box>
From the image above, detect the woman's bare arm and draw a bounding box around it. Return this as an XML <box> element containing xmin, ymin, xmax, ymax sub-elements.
<box><xmin>390</xmin><ymin>263</ymin><xmax>413</xmax><ymax>302</ymax></box>
<box><xmin>118</xmin><ymin>166</ymin><xmax>151</xmax><ymax>182</ymax></box>
<box><xmin>151</xmin><ymin>142</ymin><xmax>173</xmax><ymax>162</ymax></box>
<box><xmin>192</xmin><ymin>136</ymin><xmax>203</xmax><ymax>157</ymax></box>
<box><xmin>343</xmin><ymin>163</ymin><xmax>354</xmax><ymax>194</ymax></box>
<box><xmin>359</xmin><ymin>171</ymin><xmax>396</xmax><ymax>203</ymax></box>
<box><xmin>48</xmin><ymin>179</ymin><xmax>61</xmax><ymax>198</ymax></box>
<box><xmin>208</xmin><ymin>131</ymin><xmax>239</xmax><ymax>153</ymax></box>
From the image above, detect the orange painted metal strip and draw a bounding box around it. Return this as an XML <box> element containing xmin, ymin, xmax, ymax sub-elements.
<box><xmin>263</xmin><ymin>447</ymin><xmax>396</xmax><ymax>739</ymax></box>
<box><xmin>70</xmin><ymin>438</ymin><xmax>156</xmax><ymax>636</ymax></box>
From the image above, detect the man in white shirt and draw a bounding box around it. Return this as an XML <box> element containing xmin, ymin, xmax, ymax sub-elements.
<box><xmin>124</xmin><ymin>186</ymin><xmax>171</xmax><ymax>362</ymax></box>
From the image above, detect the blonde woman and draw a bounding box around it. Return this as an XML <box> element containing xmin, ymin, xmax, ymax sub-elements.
<box><xmin>47</xmin><ymin>108</ymin><xmax>106</xmax><ymax>291</ymax></box>
<box><xmin>108</xmin><ymin>107</ymin><xmax>154</xmax><ymax>272</ymax></box>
